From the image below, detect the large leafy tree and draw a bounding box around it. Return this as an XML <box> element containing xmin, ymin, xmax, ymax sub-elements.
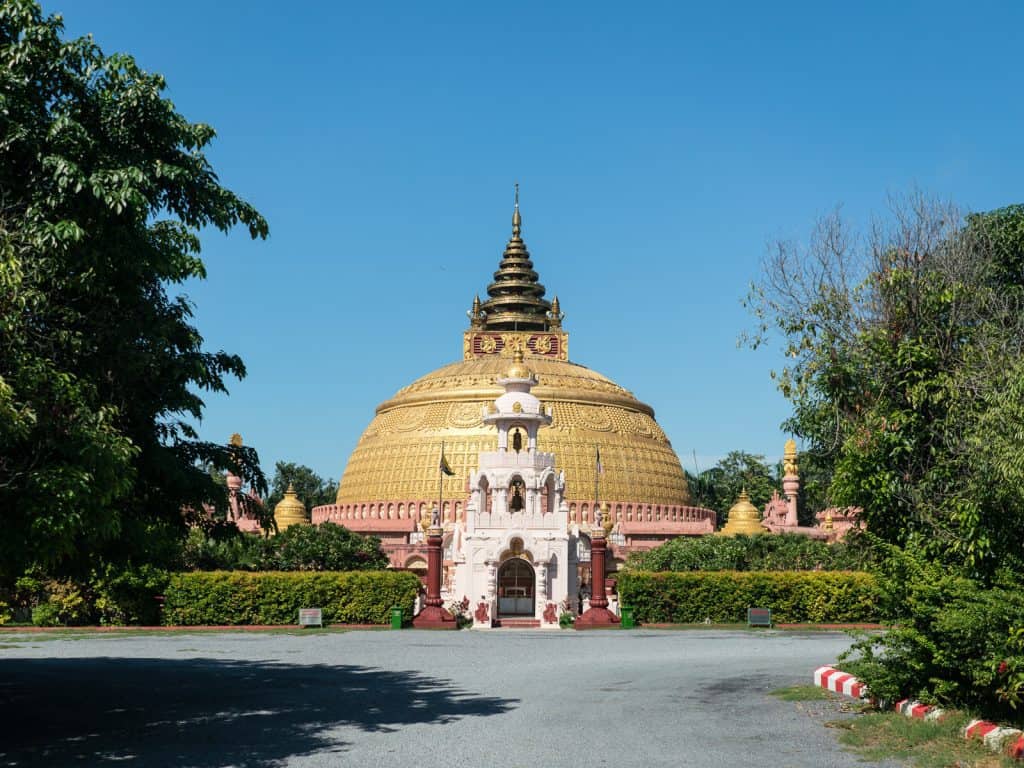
<box><xmin>264</xmin><ymin>462</ymin><xmax>337</xmax><ymax>516</ymax></box>
<box><xmin>748</xmin><ymin>194</ymin><xmax>1024</xmax><ymax>579</ymax></box>
<box><xmin>687</xmin><ymin>451</ymin><xmax>777</xmax><ymax>522</ymax></box>
<box><xmin>0</xmin><ymin>1</ymin><xmax>268</xmax><ymax>578</ymax></box>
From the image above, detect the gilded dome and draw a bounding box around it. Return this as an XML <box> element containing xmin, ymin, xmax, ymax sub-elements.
<box><xmin>274</xmin><ymin>484</ymin><xmax>310</xmax><ymax>532</ymax></box>
<box><xmin>331</xmin><ymin>192</ymin><xmax>690</xmax><ymax>511</ymax></box>
<box><xmin>335</xmin><ymin>353</ymin><xmax>690</xmax><ymax>507</ymax></box>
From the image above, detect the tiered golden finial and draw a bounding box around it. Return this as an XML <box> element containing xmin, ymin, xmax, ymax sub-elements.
<box><xmin>601</xmin><ymin>501</ymin><xmax>615</xmax><ymax>536</ymax></box>
<box><xmin>468</xmin><ymin>295</ymin><xmax>484</xmax><ymax>329</ymax></box>
<box><xmin>718</xmin><ymin>488</ymin><xmax>767</xmax><ymax>536</ymax></box>
<box><xmin>273</xmin><ymin>483</ymin><xmax>310</xmax><ymax>532</ymax></box>
<box><xmin>475</xmin><ymin>184</ymin><xmax>553</xmax><ymax>332</ymax></box>
<box><xmin>549</xmin><ymin>295</ymin><xmax>563</xmax><ymax>328</ymax></box>
<box><xmin>783</xmin><ymin>438</ymin><xmax>798</xmax><ymax>476</ymax></box>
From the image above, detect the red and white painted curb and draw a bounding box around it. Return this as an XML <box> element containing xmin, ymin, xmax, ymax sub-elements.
<box><xmin>894</xmin><ymin>698</ymin><xmax>945</xmax><ymax>721</ymax></box>
<box><xmin>813</xmin><ymin>667</ymin><xmax>1024</xmax><ymax>760</ymax></box>
<box><xmin>965</xmin><ymin>719</ymin><xmax>1024</xmax><ymax>759</ymax></box>
<box><xmin>814</xmin><ymin>666</ymin><xmax>869</xmax><ymax>699</ymax></box>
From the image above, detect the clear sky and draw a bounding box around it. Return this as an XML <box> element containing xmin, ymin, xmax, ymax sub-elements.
<box><xmin>48</xmin><ymin>0</ymin><xmax>1024</xmax><ymax>483</ymax></box>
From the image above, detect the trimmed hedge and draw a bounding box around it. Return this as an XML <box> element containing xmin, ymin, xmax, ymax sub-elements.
<box><xmin>161</xmin><ymin>570</ymin><xmax>421</xmax><ymax>626</ymax></box>
<box><xmin>617</xmin><ymin>570</ymin><xmax>881</xmax><ymax>624</ymax></box>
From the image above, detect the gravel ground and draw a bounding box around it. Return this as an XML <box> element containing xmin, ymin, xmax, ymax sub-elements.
<box><xmin>0</xmin><ymin>628</ymin><xmax>894</xmax><ymax>767</ymax></box>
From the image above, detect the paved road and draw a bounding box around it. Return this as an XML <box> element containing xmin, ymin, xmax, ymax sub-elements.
<box><xmin>0</xmin><ymin>629</ymin><xmax>889</xmax><ymax>767</ymax></box>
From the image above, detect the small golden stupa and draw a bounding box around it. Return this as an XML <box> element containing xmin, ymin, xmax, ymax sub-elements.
<box><xmin>273</xmin><ymin>484</ymin><xmax>310</xmax><ymax>532</ymax></box>
<box><xmin>718</xmin><ymin>489</ymin><xmax>767</xmax><ymax>536</ymax></box>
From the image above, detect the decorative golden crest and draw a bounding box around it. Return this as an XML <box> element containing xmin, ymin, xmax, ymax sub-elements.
<box><xmin>502</xmin><ymin>334</ymin><xmax>526</xmax><ymax>354</ymax></box>
<box><xmin>534</xmin><ymin>335</ymin><xmax>552</xmax><ymax>354</ymax></box>
<box><xmin>512</xmin><ymin>401</ymin><xmax>523</xmax><ymax>413</ymax></box>
<box><xmin>480</xmin><ymin>335</ymin><xmax>498</xmax><ymax>353</ymax></box>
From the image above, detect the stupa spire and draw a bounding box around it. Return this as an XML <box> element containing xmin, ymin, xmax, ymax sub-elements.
<box><xmin>512</xmin><ymin>182</ymin><xmax>521</xmax><ymax>239</ymax></box>
<box><xmin>475</xmin><ymin>185</ymin><xmax>552</xmax><ymax>332</ymax></box>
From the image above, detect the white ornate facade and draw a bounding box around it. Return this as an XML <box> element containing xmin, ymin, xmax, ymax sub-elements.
<box><xmin>448</xmin><ymin>351</ymin><xmax>579</xmax><ymax>628</ymax></box>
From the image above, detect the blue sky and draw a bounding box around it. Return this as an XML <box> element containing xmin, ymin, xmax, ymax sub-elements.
<box><xmin>49</xmin><ymin>1</ymin><xmax>1024</xmax><ymax>482</ymax></box>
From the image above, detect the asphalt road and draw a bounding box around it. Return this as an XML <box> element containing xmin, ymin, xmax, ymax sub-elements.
<box><xmin>0</xmin><ymin>629</ymin><xmax>892</xmax><ymax>767</ymax></box>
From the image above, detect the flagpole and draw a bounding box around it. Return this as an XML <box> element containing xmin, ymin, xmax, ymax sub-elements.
<box><xmin>594</xmin><ymin>445</ymin><xmax>600</xmax><ymax>521</ymax></box>
<box><xmin>439</xmin><ymin>440</ymin><xmax>444</xmax><ymax>525</ymax></box>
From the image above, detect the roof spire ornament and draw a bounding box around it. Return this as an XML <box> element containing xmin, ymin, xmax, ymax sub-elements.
<box><xmin>783</xmin><ymin>438</ymin><xmax>798</xmax><ymax>476</ymax></box>
<box><xmin>475</xmin><ymin>184</ymin><xmax>552</xmax><ymax>331</ymax></box>
<box><xmin>468</xmin><ymin>294</ymin><xmax>484</xmax><ymax>329</ymax></box>
<box><xmin>549</xmin><ymin>295</ymin><xmax>563</xmax><ymax>328</ymax></box>
<box><xmin>512</xmin><ymin>182</ymin><xmax>521</xmax><ymax>239</ymax></box>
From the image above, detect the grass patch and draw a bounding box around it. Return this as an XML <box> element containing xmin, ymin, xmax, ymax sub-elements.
<box><xmin>770</xmin><ymin>684</ymin><xmax>836</xmax><ymax>702</ymax></box>
<box><xmin>829</xmin><ymin>710</ymin><xmax>1018</xmax><ymax>767</ymax></box>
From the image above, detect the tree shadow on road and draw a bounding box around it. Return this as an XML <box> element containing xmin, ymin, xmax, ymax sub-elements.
<box><xmin>0</xmin><ymin>657</ymin><xmax>517</xmax><ymax>767</ymax></box>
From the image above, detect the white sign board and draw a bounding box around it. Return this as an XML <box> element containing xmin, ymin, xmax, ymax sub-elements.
<box><xmin>299</xmin><ymin>608</ymin><xmax>323</xmax><ymax>627</ymax></box>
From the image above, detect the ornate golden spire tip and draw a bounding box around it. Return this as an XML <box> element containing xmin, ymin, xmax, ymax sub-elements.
<box><xmin>512</xmin><ymin>182</ymin><xmax>521</xmax><ymax>238</ymax></box>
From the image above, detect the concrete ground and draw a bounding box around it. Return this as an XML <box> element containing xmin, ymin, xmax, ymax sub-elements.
<box><xmin>0</xmin><ymin>628</ymin><xmax>892</xmax><ymax>767</ymax></box>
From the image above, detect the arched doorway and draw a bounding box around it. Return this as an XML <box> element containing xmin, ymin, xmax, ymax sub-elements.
<box><xmin>497</xmin><ymin>558</ymin><xmax>535</xmax><ymax>617</ymax></box>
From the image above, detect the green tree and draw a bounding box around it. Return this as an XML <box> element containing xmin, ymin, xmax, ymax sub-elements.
<box><xmin>715</xmin><ymin>451</ymin><xmax>776</xmax><ymax>515</ymax></box>
<box><xmin>267</xmin><ymin>523</ymin><xmax>388</xmax><ymax>572</ymax></box>
<box><xmin>0</xmin><ymin>1</ymin><xmax>268</xmax><ymax>579</ymax></box>
<box><xmin>264</xmin><ymin>462</ymin><xmax>336</xmax><ymax>515</ymax></box>
<box><xmin>747</xmin><ymin>193</ymin><xmax>1024</xmax><ymax>579</ymax></box>
<box><xmin>687</xmin><ymin>451</ymin><xmax>776</xmax><ymax>522</ymax></box>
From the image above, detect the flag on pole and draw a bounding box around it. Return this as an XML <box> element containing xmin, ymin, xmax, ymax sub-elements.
<box><xmin>596</xmin><ymin>446</ymin><xmax>604</xmax><ymax>475</ymax></box>
<box><xmin>439</xmin><ymin>446</ymin><xmax>455</xmax><ymax>476</ymax></box>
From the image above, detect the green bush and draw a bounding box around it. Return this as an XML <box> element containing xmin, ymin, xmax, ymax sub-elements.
<box><xmin>267</xmin><ymin>523</ymin><xmax>389</xmax><ymax>571</ymax></box>
<box><xmin>90</xmin><ymin>564</ymin><xmax>169</xmax><ymax>625</ymax></box>
<box><xmin>13</xmin><ymin>565</ymin><xmax>170</xmax><ymax>627</ymax></box>
<box><xmin>161</xmin><ymin>570</ymin><xmax>421</xmax><ymax>626</ymax></box>
<box><xmin>627</xmin><ymin>532</ymin><xmax>876</xmax><ymax>572</ymax></box>
<box><xmin>617</xmin><ymin>570</ymin><xmax>881</xmax><ymax>624</ymax></box>
<box><xmin>839</xmin><ymin>551</ymin><xmax>1024</xmax><ymax>722</ymax></box>
<box><xmin>178</xmin><ymin>523</ymin><xmax>389</xmax><ymax>572</ymax></box>
<box><xmin>31</xmin><ymin>579</ymin><xmax>91</xmax><ymax>626</ymax></box>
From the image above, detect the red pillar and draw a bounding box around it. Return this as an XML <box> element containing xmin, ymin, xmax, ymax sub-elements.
<box><xmin>412</xmin><ymin>526</ymin><xmax>456</xmax><ymax>629</ymax></box>
<box><xmin>575</xmin><ymin>530</ymin><xmax>620</xmax><ymax>628</ymax></box>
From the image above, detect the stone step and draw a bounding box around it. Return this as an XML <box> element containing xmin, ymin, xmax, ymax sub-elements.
<box><xmin>494</xmin><ymin>618</ymin><xmax>541</xmax><ymax>629</ymax></box>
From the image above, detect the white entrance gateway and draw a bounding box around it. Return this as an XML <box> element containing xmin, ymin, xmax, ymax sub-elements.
<box><xmin>449</xmin><ymin>350</ymin><xmax>579</xmax><ymax>628</ymax></box>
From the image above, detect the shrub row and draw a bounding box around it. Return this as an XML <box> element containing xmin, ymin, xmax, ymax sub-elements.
<box><xmin>616</xmin><ymin>570</ymin><xmax>881</xmax><ymax>624</ymax></box>
<box><xmin>627</xmin><ymin>532</ymin><xmax>876</xmax><ymax>572</ymax></box>
<box><xmin>180</xmin><ymin>523</ymin><xmax>389</xmax><ymax>572</ymax></box>
<box><xmin>161</xmin><ymin>570</ymin><xmax>421</xmax><ymax>626</ymax></box>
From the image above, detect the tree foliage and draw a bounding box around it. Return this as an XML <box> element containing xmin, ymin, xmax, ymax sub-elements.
<box><xmin>0</xmin><ymin>1</ymin><xmax>268</xmax><ymax>578</ymax></box>
<box><xmin>180</xmin><ymin>524</ymin><xmax>388</xmax><ymax>572</ymax></box>
<box><xmin>687</xmin><ymin>450</ymin><xmax>777</xmax><ymax>521</ymax></box>
<box><xmin>264</xmin><ymin>461</ymin><xmax>336</xmax><ymax>514</ymax></box>
<box><xmin>747</xmin><ymin>194</ymin><xmax>1024</xmax><ymax>579</ymax></box>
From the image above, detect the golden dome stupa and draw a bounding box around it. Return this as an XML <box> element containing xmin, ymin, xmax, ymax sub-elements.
<box><xmin>274</xmin><ymin>484</ymin><xmax>310</xmax><ymax>532</ymax></box>
<box><xmin>718</xmin><ymin>489</ymin><xmax>767</xmax><ymax>536</ymax></box>
<box><xmin>330</xmin><ymin>189</ymin><xmax>691</xmax><ymax>518</ymax></box>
